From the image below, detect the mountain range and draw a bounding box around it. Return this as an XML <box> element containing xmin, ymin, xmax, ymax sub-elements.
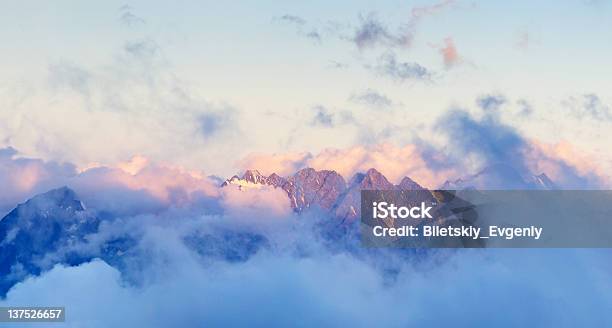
<box><xmin>222</xmin><ymin>164</ymin><xmax>554</xmax><ymax>221</ymax></box>
<box><xmin>0</xmin><ymin>164</ymin><xmax>554</xmax><ymax>297</ymax></box>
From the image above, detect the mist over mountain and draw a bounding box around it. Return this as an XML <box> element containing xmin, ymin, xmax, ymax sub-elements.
<box><xmin>223</xmin><ymin>165</ymin><xmax>555</xmax><ymax>221</ymax></box>
<box><xmin>1</xmin><ymin>1</ymin><xmax>611</xmax><ymax>325</ymax></box>
<box><xmin>440</xmin><ymin>163</ymin><xmax>557</xmax><ymax>190</ymax></box>
<box><xmin>0</xmin><ymin>164</ymin><xmax>555</xmax><ymax>296</ymax></box>
<box><xmin>1</xmin><ymin>165</ymin><xmax>611</xmax><ymax>327</ymax></box>
<box><xmin>0</xmin><ymin>187</ymin><xmax>98</xmax><ymax>295</ymax></box>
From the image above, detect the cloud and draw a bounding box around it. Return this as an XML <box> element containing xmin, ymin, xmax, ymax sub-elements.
<box><xmin>516</xmin><ymin>99</ymin><xmax>533</xmax><ymax>117</ymax></box>
<box><xmin>275</xmin><ymin>14</ymin><xmax>322</xmax><ymax>43</ymax></box>
<box><xmin>123</xmin><ymin>39</ymin><xmax>160</xmax><ymax>60</ymax></box>
<box><xmin>308</xmin><ymin>144</ymin><xmax>457</xmax><ymax>186</ymax></box>
<box><xmin>583</xmin><ymin>94</ymin><xmax>612</xmax><ymax>120</ymax></box>
<box><xmin>369</xmin><ymin>53</ymin><xmax>432</xmax><ymax>82</ymax></box>
<box><xmin>0</xmin><ymin>148</ymin><xmax>77</xmax><ymax>214</ymax></box>
<box><xmin>564</xmin><ymin>94</ymin><xmax>612</xmax><ymax>121</ymax></box>
<box><xmin>439</xmin><ymin>37</ymin><xmax>461</xmax><ymax>68</ymax></box>
<box><xmin>525</xmin><ymin>140</ymin><xmax>610</xmax><ymax>188</ymax></box>
<box><xmin>0</xmin><ymin>149</ymin><xmax>222</xmax><ymax>217</ymax></box>
<box><xmin>277</xmin><ymin>1</ymin><xmax>457</xmax><ymax>50</ymax></box>
<box><xmin>237</xmin><ymin>95</ymin><xmax>609</xmax><ymax>189</ymax></box>
<box><xmin>236</xmin><ymin>152</ymin><xmax>312</xmax><ymax>177</ymax></box>
<box><xmin>221</xmin><ymin>185</ymin><xmax>293</xmax><ymax>220</ymax></box>
<box><xmin>348</xmin><ymin>1</ymin><xmax>457</xmax><ymax>51</ymax></box>
<box><xmin>435</xmin><ymin>108</ymin><xmax>536</xmax><ymax>175</ymax></box>
<box><xmin>434</xmin><ymin>105</ymin><xmax>607</xmax><ymax>188</ymax></box>
<box><xmin>349</xmin><ymin>89</ymin><xmax>392</xmax><ymax>109</ymax></box>
<box><xmin>351</xmin><ymin>13</ymin><xmax>411</xmax><ymax>50</ymax></box>
<box><xmin>237</xmin><ymin>144</ymin><xmax>458</xmax><ymax>188</ymax></box>
<box><xmin>3</xmin><ymin>222</ymin><xmax>612</xmax><ymax>327</ymax></box>
<box><xmin>198</xmin><ymin>108</ymin><xmax>237</xmax><ymax>139</ymax></box>
<box><xmin>277</xmin><ymin>14</ymin><xmax>306</xmax><ymax>26</ymax></box>
<box><xmin>304</xmin><ymin>30</ymin><xmax>322</xmax><ymax>42</ymax></box>
<box><xmin>311</xmin><ymin>106</ymin><xmax>335</xmax><ymax>127</ymax></box>
<box><xmin>309</xmin><ymin>106</ymin><xmax>354</xmax><ymax>128</ymax></box>
<box><xmin>1</xmin><ymin>34</ymin><xmax>245</xmax><ymax>175</ymax></box>
<box><xmin>71</xmin><ymin>159</ymin><xmax>220</xmax><ymax>215</ymax></box>
<box><xmin>516</xmin><ymin>31</ymin><xmax>530</xmax><ymax>49</ymax></box>
<box><xmin>411</xmin><ymin>0</ymin><xmax>456</xmax><ymax>20</ymax></box>
<box><xmin>1</xmin><ymin>110</ymin><xmax>611</xmax><ymax>327</ymax></box>
<box><xmin>477</xmin><ymin>94</ymin><xmax>506</xmax><ymax>111</ymax></box>
<box><xmin>48</xmin><ymin>61</ymin><xmax>92</xmax><ymax>96</ymax></box>
<box><xmin>328</xmin><ymin>60</ymin><xmax>348</xmax><ymax>69</ymax></box>
<box><xmin>118</xmin><ymin>5</ymin><xmax>145</xmax><ymax>27</ymax></box>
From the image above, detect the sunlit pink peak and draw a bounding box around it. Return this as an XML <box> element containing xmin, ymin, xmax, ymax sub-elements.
<box><xmin>399</xmin><ymin>176</ymin><xmax>425</xmax><ymax>190</ymax></box>
<box><xmin>349</xmin><ymin>168</ymin><xmax>394</xmax><ymax>189</ymax></box>
<box><xmin>242</xmin><ymin>169</ymin><xmax>266</xmax><ymax>184</ymax></box>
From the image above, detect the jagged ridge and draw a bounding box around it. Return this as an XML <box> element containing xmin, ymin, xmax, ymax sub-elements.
<box><xmin>222</xmin><ymin>168</ymin><xmax>429</xmax><ymax>221</ymax></box>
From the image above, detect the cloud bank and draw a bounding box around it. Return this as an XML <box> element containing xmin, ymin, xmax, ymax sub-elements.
<box><xmin>237</xmin><ymin>101</ymin><xmax>609</xmax><ymax>189</ymax></box>
<box><xmin>3</xmin><ymin>207</ymin><xmax>611</xmax><ymax>327</ymax></box>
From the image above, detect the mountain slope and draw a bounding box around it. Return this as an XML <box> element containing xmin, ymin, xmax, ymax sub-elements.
<box><xmin>223</xmin><ymin>167</ymin><xmax>434</xmax><ymax>222</ymax></box>
<box><xmin>0</xmin><ymin>187</ymin><xmax>99</xmax><ymax>296</ymax></box>
<box><xmin>441</xmin><ymin>163</ymin><xmax>557</xmax><ymax>190</ymax></box>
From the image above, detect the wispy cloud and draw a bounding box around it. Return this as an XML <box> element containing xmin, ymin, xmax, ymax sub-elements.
<box><xmin>277</xmin><ymin>14</ymin><xmax>306</xmax><ymax>26</ymax></box>
<box><xmin>516</xmin><ymin>99</ymin><xmax>533</xmax><ymax>117</ymax></box>
<box><xmin>438</xmin><ymin>37</ymin><xmax>461</xmax><ymax>69</ymax></box>
<box><xmin>368</xmin><ymin>53</ymin><xmax>432</xmax><ymax>82</ymax></box>
<box><xmin>351</xmin><ymin>13</ymin><xmax>411</xmax><ymax>50</ymax></box>
<box><xmin>274</xmin><ymin>14</ymin><xmax>322</xmax><ymax>43</ymax></box>
<box><xmin>515</xmin><ymin>31</ymin><xmax>530</xmax><ymax>49</ymax></box>
<box><xmin>0</xmin><ymin>148</ymin><xmax>76</xmax><ymax>214</ymax></box>
<box><xmin>563</xmin><ymin>94</ymin><xmax>612</xmax><ymax>121</ymax></box>
<box><xmin>328</xmin><ymin>60</ymin><xmax>348</xmax><ymax>69</ymax></box>
<box><xmin>118</xmin><ymin>5</ymin><xmax>145</xmax><ymax>27</ymax></box>
<box><xmin>309</xmin><ymin>105</ymin><xmax>354</xmax><ymax>128</ymax></box>
<box><xmin>311</xmin><ymin>105</ymin><xmax>335</xmax><ymax>127</ymax></box>
<box><xmin>434</xmin><ymin>102</ymin><xmax>605</xmax><ymax>188</ymax></box>
<box><xmin>349</xmin><ymin>89</ymin><xmax>392</xmax><ymax>109</ymax></box>
<box><xmin>198</xmin><ymin>109</ymin><xmax>236</xmax><ymax>139</ymax></box>
<box><xmin>411</xmin><ymin>0</ymin><xmax>456</xmax><ymax>20</ymax></box>
<box><xmin>124</xmin><ymin>39</ymin><xmax>160</xmax><ymax>59</ymax></box>
<box><xmin>477</xmin><ymin>94</ymin><xmax>506</xmax><ymax>111</ymax></box>
<box><xmin>0</xmin><ymin>33</ymin><xmax>246</xmax><ymax>175</ymax></box>
<box><xmin>48</xmin><ymin>61</ymin><xmax>92</xmax><ymax>96</ymax></box>
<box><xmin>583</xmin><ymin>94</ymin><xmax>612</xmax><ymax>120</ymax></box>
<box><xmin>276</xmin><ymin>1</ymin><xmax>458</xmax><ymax>51</ymax></box>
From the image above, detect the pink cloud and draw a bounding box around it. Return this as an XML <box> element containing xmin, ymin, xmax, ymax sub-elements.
<box><xmin>221</xmin><ymin>185</ymin><xmax>293</xmax><ymax>221</ymax></box>
<box><xmin>524</xmin><ymin>140</ymin><xmax>610</xmax><ymax>188</ymax></box>
<box><xmin>237</xmin><ymin>139</ymin><xmax>611</xmax><ymax>190</ymax></box>
<box><xmin>411</xmin><ymin>0</ymin><xmax>456</xmax><ymax>20</ymax></box>
<box><xmin>237</xmin><ymin>144</ymin><xmax>459</xmax><ymax>188</ymax></box>
<box><xmin>0</xmin><ymin>149</ymin><xmax>221</xmax><ymax>214</ymax></box>
<box><xmin>439</xmin><ymin>37</ymin><xmax>460</xmax><ymax>68</ymax></box>
<box><xmin>0</xmin><ymin>148</ymin><xmax>76</xmax><ymax>212</ymax></box>
<box><xmin>73</xmin><ymin>156</ymin><xmax>220</xmax><ymax>206</ymax></box>
<box><xmin>236</xmin><ymin>152</ymin><xmax>312</xmax><ymax>177</ymax></box>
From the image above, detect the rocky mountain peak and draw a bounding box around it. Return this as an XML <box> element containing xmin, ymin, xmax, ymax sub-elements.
<box><xmin>441</xmin><ymin>164</ymin><xmax>557</xmax><ymax>190</ymax></box>
<box><xmin>0</xmin><ymin>187</ymin><xmax>99</xmax><ymax>296</ymax></box>
<box><xmin>355</xmin><ymin>168</ymin><xmax>394</xmax><ymax>190</ymax></box>
<box><xmin>18</xmin><ymin>186</ymin><xmax>84</xmax><ymax>214</ymax></box>
<box><xmin>532</xmin><ymin>173</ymin><xmax>557</xmax><ymax>190</ymax></box>
<box><xmin>267</xmin><ymin>173</ymin><xmax>287</xmax><ymax>188</ymax></box>
<box><xmin>242</xmin><ymin>169</ymin><xmax>266</xmax><ymax>184</ymax></box>
<box><xmin>399</xmin><ymin>176</ymin><xmax>424</xmax><ymax>190</ymax></box>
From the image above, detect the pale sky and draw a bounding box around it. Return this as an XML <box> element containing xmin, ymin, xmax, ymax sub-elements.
<box><xmin>0</xmin><ymin>0</ymin><xmax>610</xmax><ymax>177</ymax></box>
